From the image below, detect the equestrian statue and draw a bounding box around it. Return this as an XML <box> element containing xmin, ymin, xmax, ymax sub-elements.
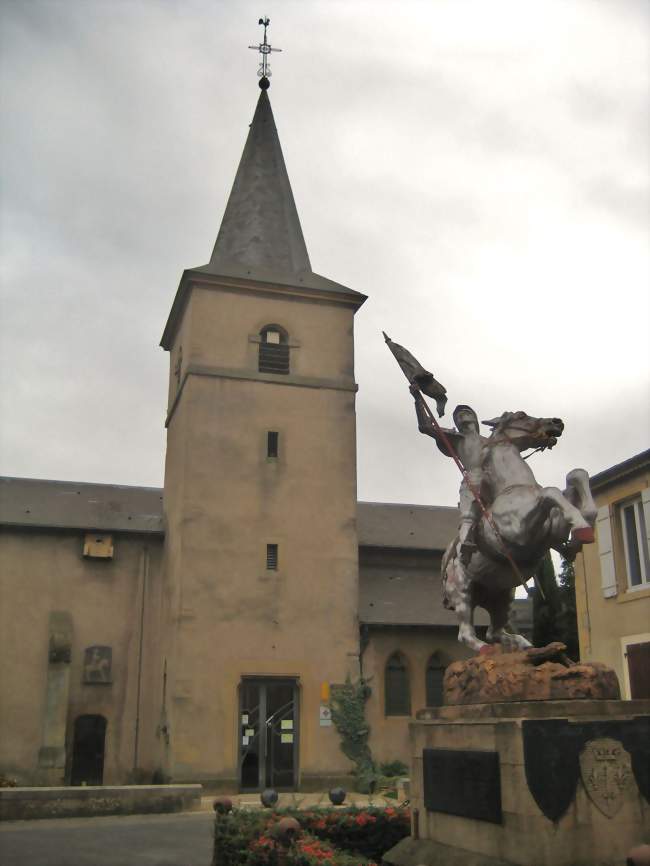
<box><xmin>384</xmin><ymin>333</ymin><xmax>597</xmax><ymax>653</ymax></box>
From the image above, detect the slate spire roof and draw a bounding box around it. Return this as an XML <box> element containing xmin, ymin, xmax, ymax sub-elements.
<box><xmin>162</xmin><ymin>83</ymin><xmax>365</xmax><ymax>349</ymax></box>
<box><xmin>207</xmin><ymin>87</ymin><xmax>311</xmax><ymax>276</ymax></box>
<box><xmin>191</xmin><ymin>85</ymin><xmax>364</xmax><ymax>301</ymax></box>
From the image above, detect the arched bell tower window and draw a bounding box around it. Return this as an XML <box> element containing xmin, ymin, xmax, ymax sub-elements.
<box><xmin>259</xmin><ymin>324</ymin><xmax>290</xmax><ymax>375</ymax></box>
<box><xmin>426</xmin><ymin>653</ymin><xmax>445</xmax><ymax>707</ymax></box>
<box><xmin>385</xmin><ymin>651</ymin><xmax>411</xmax><ymax>716</ymax></box>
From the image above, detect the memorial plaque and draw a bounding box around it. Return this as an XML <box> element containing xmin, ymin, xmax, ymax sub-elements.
<box><xmin>423</xmin><ymin>748</ymin><xmax>502</xmax><ymax>824</ymax></box>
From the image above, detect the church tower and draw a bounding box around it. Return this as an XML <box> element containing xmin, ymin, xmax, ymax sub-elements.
<box><xmin>159</xmin><ymin>71</ymin><xmax>366</xmax><ymax>789</ymax></box>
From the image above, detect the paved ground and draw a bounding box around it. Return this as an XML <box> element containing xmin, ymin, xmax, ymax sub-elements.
<box><xmin>0</xmin><ymin>811</ymin><xmax>214</xmax><ymax>866</ymax></box>
<box><xmin>0</xmin><ymin>791</ymin><xmax>398</xmax><ymax>866</ymax></box>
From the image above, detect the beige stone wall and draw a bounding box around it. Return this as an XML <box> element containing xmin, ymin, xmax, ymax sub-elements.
<box><xmin>0</xmin><ymin>528</ymin><xmax>164</xmax><ymax>785</ymax></box>
<box><xmin>161</xmin><ymin>279</ymin><xmax>361</xmax><ymax>786</ymax></box>
<box><xmin>575</xmin><ymin>468</ymin><xmax>650</xmax><ymax>696</ymax></box>
<box><xmin>362</xmin><ymin>627</ymin><xmax>473</xmax><ymax>766</ymax></box>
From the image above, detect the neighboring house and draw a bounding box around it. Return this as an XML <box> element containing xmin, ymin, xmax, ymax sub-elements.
<box><xmin>574</xmin><ymin>449</ymin><xmax>650</xmax><ymax>699</ymax></box>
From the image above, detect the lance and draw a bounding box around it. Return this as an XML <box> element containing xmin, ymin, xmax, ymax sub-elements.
<box><xmin>383</xmin><ymin>333</ymin><xmax>540</xmax><ymax>597</ymax></box>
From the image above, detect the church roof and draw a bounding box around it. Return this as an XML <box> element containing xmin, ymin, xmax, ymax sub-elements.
<box><xmin>0</xmin><ymin>477</ymin><xmax>164</xmax><ymax>535</ymax></box>
<box><xmin>0</xmin><ymin>476</ymin><xmax>531</xmax><ymax>629</ymax></box>
<box><xmin>0</xmin><ymin>478</ymin><xmax>454</xmax><ymax>550</ymax></box>
<box><xmin>356</xmin><ymin>501</ymin><xmax>460</xmax><ymax>551</ymax></box>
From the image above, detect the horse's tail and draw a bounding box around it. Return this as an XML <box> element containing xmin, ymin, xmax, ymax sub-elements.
<box><xmin>440</xmin><ymin>536</ymin><xmax>458</xmax><ymax>610</ymax></box>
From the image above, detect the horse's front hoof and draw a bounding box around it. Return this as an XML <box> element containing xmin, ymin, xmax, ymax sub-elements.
<box><xmin>572</xmin><ymin>526</ymin><xmax>595</xmax><ymax>544</ymax></box>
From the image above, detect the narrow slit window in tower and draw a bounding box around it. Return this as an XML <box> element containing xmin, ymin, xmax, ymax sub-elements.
<box><xmin>266</xmin><ymin>544</ymin><xmax>278</xmax><ymax>570</ymax></box>
<box><xmin>267</xmin><ymin>431</ymin><xmax>279</xmax><ymax>459</ymax></box>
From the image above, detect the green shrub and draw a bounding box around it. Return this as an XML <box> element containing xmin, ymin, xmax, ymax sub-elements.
<box><xmin>213</xmin><ymin>810</ymin><xmax>268</xmax><ymax>866</ymax></box>
<box><xmin>378</xmin><ymin>761</ymin><xmax>408</xmax><ymax>778</ymax></box>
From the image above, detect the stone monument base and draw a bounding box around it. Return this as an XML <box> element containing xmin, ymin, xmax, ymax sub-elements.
<box><xmin>384</xmin><ymin>699</ymin><xmax>650</xmax><ymax>866</ymax></box>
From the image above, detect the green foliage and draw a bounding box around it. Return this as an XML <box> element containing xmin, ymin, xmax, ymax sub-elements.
<box><xmin>532</xmin><ymin>554</ymin><xmax>580</xmax><ymax>659</ymax></box>
<box><xmin>212</xmin><ymin>806</ymin><xmax>410</xmax><ymax>866</ymax></box>
<box><xmin>557</xmin><ymin>558</ymin><xmax>580</xmax><ymax>659</ymax></box>
<box><xmin>532</xmin><ymin>553</ymin><xmax>561</xmax><ymax>648</ymax></box>
<box><xmin>328</xmin><ymin>678</ymin><xmax>380</xmax><ymax>792</ymax></box>
<box><xmin>378</xmin><ymin>760</ymin><xmax>408</xmax><ymax>778</ymax></box>
<box><xmin>213</xmin><ymin>810</ymin><xmax>268</xmax><ymax>866</ymax></box>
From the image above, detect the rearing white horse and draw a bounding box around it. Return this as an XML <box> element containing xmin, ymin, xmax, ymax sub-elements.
<box><xmin>440</xmin><ymin>411</ymin><xmax>597</xmax><ymax>652</ymax></box>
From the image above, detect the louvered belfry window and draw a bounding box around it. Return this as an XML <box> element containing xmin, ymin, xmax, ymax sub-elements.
<box><xmin>259</xmin><ymin>325</ymin><xmax>289</xmax><ymax>375</ymax></box>
<box><xmin>385</xmin><ymin>652</ymin><xmax>411</xmax><ymax>716</ymax></box>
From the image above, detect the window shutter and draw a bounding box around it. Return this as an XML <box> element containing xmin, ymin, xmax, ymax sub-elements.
<box><xmin>596</xmin><ymin>505</ymin><xmax>617</xmax><ymax>598</ymax></box>
<box><xmin>627</xmin><ymin>641</ymin><xmax>650</xmax><ymax>699</ymax></box>
<box><xmin>642</xmin><ymin>488</ymin><xmax>650</xmax><ymax>552</ymax></box>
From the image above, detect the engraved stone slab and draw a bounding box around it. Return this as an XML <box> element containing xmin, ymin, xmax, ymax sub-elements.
<box><xmin>423</xmin><ymin>748</ymin><xmax>502</xmax><ymax>824</ymax></box>
<box><xmin>579</xmin><ymin>737</ymin><xmax>632</xmax><ymax>818</ymax></box>
<box><xmin>83</xmin><ymin>646</ymin><xmax>112</xmax><ymax>684</ymax></box>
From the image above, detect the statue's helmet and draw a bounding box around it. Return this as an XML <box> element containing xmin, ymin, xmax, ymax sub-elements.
<box><xmin>453</xmin><ymin>404</ymin><xmax>478</xmax><ymax>428</ymax></box>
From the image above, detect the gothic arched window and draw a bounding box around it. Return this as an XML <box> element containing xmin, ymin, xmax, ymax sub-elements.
<box><xmin>259</xmin><ymin>324</ymin><xmax>290</xmax><ymax>375</ymax></box>
<box><xmin>425</xmin><ymin>654</ymin><xmax>445</xmax><ymax>707</ymax></box>
<box><xmin>384</xmin><ymin>651</ymin><xmax>411</xmax><ymax>716</ymax></box>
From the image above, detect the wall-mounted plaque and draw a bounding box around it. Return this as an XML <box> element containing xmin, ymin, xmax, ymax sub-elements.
<box><xmin>83</xmin><ymin>645</ymin><xmax>112</xmax><ymax>684</ymax></box>
<box><xmin>423</xmin><ymin>748</ymin><xmax>502</xmax><ymax>824</ymax></box>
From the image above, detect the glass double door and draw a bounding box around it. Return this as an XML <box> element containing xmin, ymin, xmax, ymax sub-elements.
<box><xmin>239</xmin><ymin>678</ymin><xmax>298</xmax><ymax>791</ymax></box>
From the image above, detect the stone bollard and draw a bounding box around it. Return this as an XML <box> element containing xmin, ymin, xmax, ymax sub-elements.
<box><xmin>272</xmin><ymin>816</ymin><xmax>301</xmax><ymax>866</ymax></box>
<box><xmin>260</xmin><ymin>788</ymin><xmax>279</xmax><ymax>808</ymax></box>
<box><xmin>212</xmin><ymin>796</ymin><xmax>233</xmax><ymax>815</ymax></box>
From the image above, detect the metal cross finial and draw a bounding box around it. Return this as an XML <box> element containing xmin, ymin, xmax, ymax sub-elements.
<box><xmin>248</xmin><ymin>16</ymin><xmax>282</xmax><ymax>86</ymax></box>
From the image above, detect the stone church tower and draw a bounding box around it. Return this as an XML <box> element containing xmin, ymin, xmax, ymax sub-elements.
<box><xmin>158</xmin><ymin>80</ymin><xmax>367</xmax><ymax>789</ymax></box>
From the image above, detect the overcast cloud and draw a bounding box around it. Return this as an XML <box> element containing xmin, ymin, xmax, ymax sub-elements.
<box><xmin>1</xmin><ymin>0</ymin><xmax>648</xmax><ymax>508</ymax></box>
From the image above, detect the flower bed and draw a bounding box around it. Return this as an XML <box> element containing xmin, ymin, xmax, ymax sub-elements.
<box><xmin>295</xmin><ymin>806</ymin><xmax>409</xmax><ymax>862</ymax></box>
<box><xmin>213</xmin><ymin>806</ymin><xmax>410</xmax><ymax>866</ymax></box>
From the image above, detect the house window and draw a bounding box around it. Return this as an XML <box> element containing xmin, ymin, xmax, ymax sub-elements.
<box><xmin>267</xmin><ymin>431</ymin><xmax>279</xmax><ymax>459</ymax></box>
<box><xmin>259</xmin><ymin>325</ymin><xmax>289</xmax><ymax>375</ymax></box>
<box><xmin>620</xmin><ymin>497</ymin><xmax>650</xmax><ymax>588</ymax></box>
<box><xmin>385</xmin><ymin>652</ymin><xmax>410</xmax><ymax>716</ymax></box>
<box><xmin>425</xmin><ymin>655</ymin><xmax>445</xmax><ymax>707</ymax></box>
<box><xmin>266</xmin><ymin>544</ymin><xmax>278</xmax><ymax>570</ymax></box>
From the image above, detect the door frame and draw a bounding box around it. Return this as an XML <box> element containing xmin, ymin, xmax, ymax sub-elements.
<box><xmin>237</xmin><ymin>676</ymin><xmax>300</xmax><ymax>792</ymax></box>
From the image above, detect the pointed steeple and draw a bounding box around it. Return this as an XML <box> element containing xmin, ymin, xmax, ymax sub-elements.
<box><xmin>205</xmin><ymin>87</ymin><xmax>311</xmax><ymax>277</ymax></box>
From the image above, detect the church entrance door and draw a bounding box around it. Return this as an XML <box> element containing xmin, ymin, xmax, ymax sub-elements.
<box><xmin>70</xmin><ymin>714</ymin><xmax>106</xmax><ymax>785</ymax></box>
<box><xmin>239</xmin><ymin>678</ymin><xmax>298</xmax><ymax>791</ymax></box>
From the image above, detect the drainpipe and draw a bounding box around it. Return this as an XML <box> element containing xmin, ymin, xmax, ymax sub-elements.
<box><xmin>133</xmin><ymin>546</ymin><xmax>149</xmax><ymax>772</ymax></box>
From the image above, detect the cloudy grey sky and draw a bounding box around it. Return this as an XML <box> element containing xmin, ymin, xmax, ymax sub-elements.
<box><xmin>1</xmin><ymin>0</ymin><xmax>648</xmax><ymax>508</ymax></box>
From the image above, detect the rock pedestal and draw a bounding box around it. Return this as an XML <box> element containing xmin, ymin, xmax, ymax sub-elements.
<box><xmin>384</xmin><ymin>698</ymin><xmax>650</xmax><ymax>866</ymax></box>
<box><xmin>444</xmin><ymin>643</ymin><xmax>620</xmax><ymax>706</ymax></box>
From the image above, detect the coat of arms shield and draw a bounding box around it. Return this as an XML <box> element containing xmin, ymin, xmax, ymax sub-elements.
<box><xmin>579</xmin><ymin>737</ymin><xmax>632</xmax><ymax>818</ymax></box>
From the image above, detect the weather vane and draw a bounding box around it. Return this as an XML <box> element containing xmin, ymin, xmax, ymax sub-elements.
<box><xmin>248</xmin><ymin>17</ymin><xmax>282</xmax><ymax>87</ymax></box>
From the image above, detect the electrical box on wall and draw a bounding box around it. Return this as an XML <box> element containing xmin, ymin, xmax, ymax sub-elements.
<box><xmin>83</xmin><ymin>532</ymin><xmax>114</xmax><ymax>559</ymax></box>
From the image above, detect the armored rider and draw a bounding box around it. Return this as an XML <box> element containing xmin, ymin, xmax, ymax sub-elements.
<box><xmin>410</xmin><ymin>387</ymin><xmax>488</xmax><ymax>565</ymax></box>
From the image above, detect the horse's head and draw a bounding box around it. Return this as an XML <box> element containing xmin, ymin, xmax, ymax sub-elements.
<box><xmin>482</xmin><ymin>411</ymin><xmax>564</xmax><ymax>450</ymax></box>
